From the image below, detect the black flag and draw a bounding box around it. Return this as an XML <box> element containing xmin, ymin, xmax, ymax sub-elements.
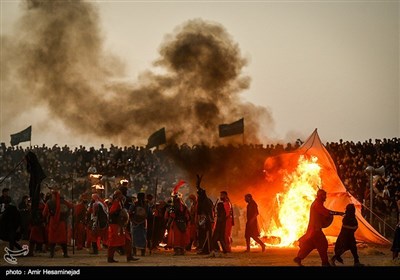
<box><xmin>10</xmin><ymin>126</ymin><xmax>32</xmax><ymax>146</ymax></box>
<box><xmin>146</xmin><ymin>127</ymin><xmax>166</xmax><ymax>149</ymax></box>
<box><xmin>25</xmin><ymin>151</ymin><xmax>46</xmax><ymax>215</ymax></box>
<box><xmin>218</xmin><ymin>118</ymin><xmax>244</xmax><ymax>137</ymax></box>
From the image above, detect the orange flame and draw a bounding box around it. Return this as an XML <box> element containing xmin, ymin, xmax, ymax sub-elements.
<box><xmin>262</xmin><ymin>155</ymin><xmax>322</xmax><ymax>247</ymax></box>
<box><xmin>89</xmin><ymin>174</ymin><xmax>103</xmax><ymax>179</ymax></box>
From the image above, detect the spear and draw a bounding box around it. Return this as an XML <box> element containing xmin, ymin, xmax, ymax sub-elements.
<box><xmin>149</xmin><ymin>177</ymin><xmax>158</xmax><ymax>255</ymax></box>
<box><xmin>0</xmin><ymin>157</ymin><xmax>24</xmax><ymax>185</ymax></box>
<box><xmin>71</xmin><ymin>171</ymin><xmax>75</xmax><ymax>255</ymax></box>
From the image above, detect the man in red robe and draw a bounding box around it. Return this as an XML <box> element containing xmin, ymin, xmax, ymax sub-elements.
<box><xmin>89</xmin><ymin>193</ymin><xmax>107</xmax><ymax>255</ymax></box>
<box><xmin>165</xmin><ymin>194</ymin><xmax>190</xmax><ymax>256</ymax></box>
<box><xmin>42</xmin><ymin>189</ymin><xmax>74</xmax><ymax>258</ymax></box>
<box><xmin>27</xmin><ymin>194</ymin><xmax>46</xmax><ymax>256</ymax></box>
<box><xmin>73</xmin><ymin>194</ymin><xmax>88</xmax><ymax>251</ymax></box>
<box><xmin>293</xmin><ymin>189</ymin><xmax>344</xmax><ymax>266</ymax></box>
<box><xmin>107</xmin><ymin>190</ymin><xmax>126</xmax><ymax>263</ymax></box>
<box><xmin>220</xmin><ymin>191</ymin><xmax>234</xmax><ymax>252</ymax></box>
<box><xmin>185</xmin><ymin>194</ymin><xmax>198</xmax><ymax>251</ymax></box>
<box><xmin>107</xmin><ymin>190</ymin><xmax>138</xmax><ymax>262</ymax></box>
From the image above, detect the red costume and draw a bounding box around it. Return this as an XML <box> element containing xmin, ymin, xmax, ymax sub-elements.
<box><xmin>107</xmin><ymin>199</ymin><xmax>125</xmax><ymax>247</ymax></box>
<box><xmin>107</xmin><ymin>190</ymin><xmax>136</xmax><ymax>263</ymax></box>
<box><xmin>294</xmin><ymin>189</ymin><xmax>343</xmax><ymax>266</ymax></box>
<box><xmin>73</xmin><ymin>199</ymin><xmax>87</xmax><ymax>250</ymax></box>
<box><xmin>42</xmin><ymin>190</ymin><xmax>73</xmax><ymax>258</ymax></box>
<box><xmin>186</xmin><ymin>194</ymin><xmax>198</xmax><ymax>251</ymax></box>
<box><xmin>165</xmin><ymin>196</ymin><xmax>190</xmax><ymax>255</ymax></box>
<box><xmin>29</xmin><ymin>199</ymin><xmax>46</xmax><ymax>246</ymax></box>
<box><xmin>89</xmin><ymin>194</ymin><xmax>107</xmax><ymax>254</ymax></box>
<box><xmin>27</xmin><ymin>199</ymin><xmax>46</xmax><ymax>256</ymax></box>
<box><xmin>220</xmin><ymin>191</ymin><xmax>234</xmax><ymax>252</ymax></box>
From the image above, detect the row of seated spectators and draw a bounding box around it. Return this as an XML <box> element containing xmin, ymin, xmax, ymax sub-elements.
<box><xmin>1</xmin><ymin>137</ymin><xmax>399</xmax><ymax>225</ymax></box>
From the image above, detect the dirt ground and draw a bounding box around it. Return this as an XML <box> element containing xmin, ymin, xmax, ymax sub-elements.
<box><xmin>0</xmin><ymin>240</ymin><xmax>398</xmax><ymax>269</ymax></box>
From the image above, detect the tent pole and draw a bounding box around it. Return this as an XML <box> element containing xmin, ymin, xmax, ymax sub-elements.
<box><xmin>369</xmin><ymin>171</ymin><xmax>373</xmax><ymax>225</ymax></box>
<box><xmin>72</xmin><ymin>171</ymin><xmax>75</xmax><ymax>255</ymax></box>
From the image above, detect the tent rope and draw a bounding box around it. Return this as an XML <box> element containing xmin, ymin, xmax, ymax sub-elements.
<box><xmin>361</xmin><ymin>203</ymin><xmax>396</xmax><ymax>232</ymax></box>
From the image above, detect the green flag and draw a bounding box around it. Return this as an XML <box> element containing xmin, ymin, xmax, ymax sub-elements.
<box><xmin>10</xmin><ymin>126</ymin><xmax>32</xmax><ymax>146</ymax></box>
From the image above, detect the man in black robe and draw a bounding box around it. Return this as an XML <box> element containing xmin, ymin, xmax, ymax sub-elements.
<box><xmin>244</xmin><ymin>193</ymin><xmax>265</xmax><ymax>252</ymax></box>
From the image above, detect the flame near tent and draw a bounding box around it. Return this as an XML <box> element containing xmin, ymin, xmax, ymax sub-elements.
<box><xmin>253</xmin><ymin>129</ymin><xmax>390</xmax><ymax>248</ymax></box>
<box><xmin>266</xmin><ymin>155</ymin><xmax>322</xmax><ymax>247</ymax></box>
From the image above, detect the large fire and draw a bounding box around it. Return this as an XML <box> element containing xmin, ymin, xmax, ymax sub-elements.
<box><xmin>261</xmin><ymin>155</ymin><xmax>322</xmax><ymax>247</ymax></box>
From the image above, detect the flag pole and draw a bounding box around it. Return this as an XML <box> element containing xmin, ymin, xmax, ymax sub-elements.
<box><xmin>150</xmin><ymin>177</ymin><xmax>158</xmax><ymax>255</ymax></box>
<box><xmin>0</xmin><ymin>157</ymin><xmax>25</xmax><ymax>185</ymax></box>
<box><xmin>71</xmin><ymin>171</ymin><xmax>75</xmax><ymax>255</ymax></box>
<box><xmin>242</xmin><ymin>119</ymin><xmax>245</xmax><ymax>145</ymax></box>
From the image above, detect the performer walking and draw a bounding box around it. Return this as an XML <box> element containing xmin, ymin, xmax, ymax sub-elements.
<box><xmin>244</xmin><ymin>193</ymin><xmax>266</xmax><ymax>252</ymax></box>
<box><xmin>331</xmin><ymin>203</ymin><xmax>364</xmax><ymax>266</ymax></box>
<box><xmin>220</xmin><ymin>191</ymin><xmax>234</xmax><ymax>252</ymax></box>
<box><xmin>130</xmin><ymin>192</ymin><xmax>148</xmax><ymax>257</ymax></box>
<box><xmin>89</xmin><ymin>193</ymin><xmax>108</xmax><ymax>255</ymax></box>
<box><xmin>293</xmin><ymin>189</ymin><xmax>344</xmax><ymax>266</ymax></box>
<box><xmin>210</xmin><ymin>201</ymin><xmax>228</xmax><ymax>254</ymax></box>
<box><xmin>42</xmin><ymin>188</ymin><xmax>74</xmax><ymax>258</ymax></box>
<box><xmin>73</xmin><ymin>194</ymin><xmax>88</xmax><ymax>251</ymax></box>
<box><xmin>165</xmin><ymin>193</ymin><xmax>190</xmax><ymax>255</ymax></box>
<box><xmin>107</xmin><ymin>190</ymin><xmax>128</xmax><ymax>263</ymax></box>
<box><xmin>185</xmin><ymin>194</ymin><xmax>198</xmax><ymax>251</ymax></box>
<box><xmin>195</xmin><ymin>175</ymin><xmax>214</xmax><ymax>255</ymax></box>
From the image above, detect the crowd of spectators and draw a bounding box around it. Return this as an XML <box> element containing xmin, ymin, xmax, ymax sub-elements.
<box><xmin>1</xmin><ymin>137</ymin><xmax>399</xmax><ymax>238</ymax></box>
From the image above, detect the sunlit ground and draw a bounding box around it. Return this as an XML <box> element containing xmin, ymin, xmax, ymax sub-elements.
<box><xmin>0</xmin><ymin>240</ymin><xmax>396</xmax><ymax>267</ymax></box>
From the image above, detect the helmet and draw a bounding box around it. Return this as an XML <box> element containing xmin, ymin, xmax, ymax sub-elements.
<box><xmin>113</xmin><ymin>190</ymin><xmax>123</xmax><ymax>199</ymax></box>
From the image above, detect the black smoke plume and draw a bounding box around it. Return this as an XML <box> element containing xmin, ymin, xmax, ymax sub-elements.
<box><xmin>2</xmin><ymin>0</ymin><xmax>273</xmax><ymax>146</ymax></box>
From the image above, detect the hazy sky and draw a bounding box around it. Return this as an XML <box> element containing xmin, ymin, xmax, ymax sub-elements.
<box><xmin>1</xmin><ymin>0</ymin><xmax>399</xmax><ymax>148</ymax></box>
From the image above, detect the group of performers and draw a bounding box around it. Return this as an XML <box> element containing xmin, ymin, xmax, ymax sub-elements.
<box><xmin>293</xmin><ymin>189</ymin><xmax>365</xmax><ymax>267</ymax></box>
<box><xmin>164</xmin><ymin>175</ymin><xmax>235</xmax><ymax>256</ymax></box>
<box><xmin>2</xmin><ymin>177</ymin><xmax>390</xmax><ymax>266</ymax></box>
<box><xmin>0</xmin><ymin>174</ymin><xmax>237</xmax><ymax>262</ymax></box>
